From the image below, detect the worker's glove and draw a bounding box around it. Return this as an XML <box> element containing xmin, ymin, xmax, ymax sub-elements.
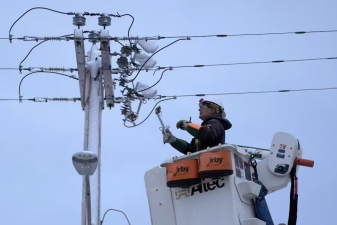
<box><xmin>254</xmin><ymin>180</ymin><xmax>268</xmax><ymax>198</ymax></box>
<box><xmin>163</xmin><ymin>129</ymin><xmax>177</xmax><ymax>144</ymax></box>
<box><xmin>176</xmin><ymin>120</ymin><xmax>189</xmax><ymax>130</ymax></box>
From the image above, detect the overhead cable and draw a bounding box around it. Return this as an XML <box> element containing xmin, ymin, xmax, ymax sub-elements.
<box><xmin>9</xmin><ymin>7</ymin><xmax>74</xmax><ymax>42</ymax></box>
<box><xmin>19</xmin><ymin>71</ymin><xmax>79</xmax><ymax>98</ymax></box>
<box><xmin>124</xmin><ymin>98</ymin><xmax>175</xmax><ymax>128</ymax></box>
<box><xmin>1</xmin><ymin>56</ymin><xmax>336</xmax><ymax>73</ymax></box>
<box><xmin>19</xmin><ymin>33</ymin><xmax>77</xmax><ymax>71</ymax></box>
<box><xmin>139</xmin><ymin>69</ymin><xmax>171</xmax><ymax>92</ymax></box>
<box><xmin>161</xmin><ymin>87</ymin><xmax>337</xmax><ymax>98</ymax></box>
<box><xmin>117</xmin><ymin>13</ymin><xmax>134</xmax><ymax>42</ymax></box>
<box><xmin>0</xmin><ymin>97</ymin><xmax>80</xmax><ymax>102</ymax></box>
<box><xmin>159</xmin><ymin>29</ymin><xmax>337</xmax><ymax>39</ymax></box>
<box><xmin>101</xmin><ymin>209</ymin><xmax>131</xmax><ymax>225</ymax></box>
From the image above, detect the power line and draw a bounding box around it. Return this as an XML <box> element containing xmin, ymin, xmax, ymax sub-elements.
<box><xmin>0</xmin><ymin>68</ymin><xmax>19</xmax><ymax>70</ymax></box>
<box><xmin>161</xmin><ymin>87</ymin><xmax>337</xmax><ymax>98</ymax></box>
<box><xmin>1</xmin><ymin>56</ymin><xmax>336</xmax><ymax>73</ymax></box>
<box><xmin>117</xmin><ymin>14</ymin><xmax>134</xmax><ymax>42</ymax></box>
<box><xmin>9</xmin><ymin>7</ymin><xmax>73</xmax><ymax>42</ymax></box>
<box><xmin>0</xmin><ymin>98</ymin><xmax>33</xmax><ymax>101</ymax></box>
<box><xmin>3</xmin><ymin>29</ymin><xmax>337</xmax><ymax>41</ymax></box>
<box><xmin>157</xmin><ymin>56</ymin><xmax>337</xmax><ymax>70</ymax></box>
<box><xmin>139</xmin><ymin>69</ymin><xmax>171</xmax><ymax>92</ymax></box>
<box><xmin>160</xmin><ymin>29</ymin><xmax>337</xmax><ymax>39</ymax></box>
<box><xmin>101</xmin><ymin>209</ymin><xmax>131</xmax><ymax>225</ymax></box>
<box><xmin>0</xmin><ymin>97</ymin><xmax>80</xmax><ymax>102</ymax></box>
<box><xmin>124</xmin><ymin>98</ymin><xmax>175</xmax><ymax>128</ymax></box>
<box><xmin>19</xmin><ymin>71</ymin><xmax>78</xmax><ymax>97</ymax></box>
<box><xmin>19</xmin><ymin>33</ymin><xmax>76</xmax><ymax>69</ymax></box>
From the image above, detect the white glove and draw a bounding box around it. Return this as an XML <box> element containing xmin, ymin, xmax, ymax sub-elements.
<box><xmin>163</xmin><ymin>129</ymin><xmax>176</xmax><ymax>144</ymax></box>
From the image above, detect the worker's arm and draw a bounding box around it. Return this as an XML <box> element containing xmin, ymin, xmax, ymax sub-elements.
<box><xmin>170</xmin><ymin>138</ymin><xmax>189</xmax><ymax>154</ymax></box>
<box><xmin>163</xmin><ymin>129</ymin><xmax>194</xmax><ymax>154</ymax></box>
<box><xmin>186</xmin><ymin>123</ymin><xmax>201</xmax><ymax>138</ymax></box>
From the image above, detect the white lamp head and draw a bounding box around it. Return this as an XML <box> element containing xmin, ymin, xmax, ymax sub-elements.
<box><xmin>72</xmin><ymin>151</ymin><xmax>98</xmax><ymax>176</ymax></box>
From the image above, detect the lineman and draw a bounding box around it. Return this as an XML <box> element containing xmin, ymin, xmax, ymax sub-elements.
<box><xmin>163</xmin><ymin>97</ymin><xmax>232</xmax><ymax>154</ymax></box>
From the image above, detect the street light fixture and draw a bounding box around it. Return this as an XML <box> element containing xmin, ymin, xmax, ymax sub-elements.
<box><xmin>72</xmin><ymin>151</ymin><xmax>98</xmax><ymax>225</ymax></box>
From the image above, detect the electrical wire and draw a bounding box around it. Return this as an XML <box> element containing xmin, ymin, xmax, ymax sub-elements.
<box><xmin>1</xmin><ymin>56</ymin><xmax>336</xmax><ymax>73</ymax></box>
<box><xmin>160</xmin><ymin>29</ymin><xmax>337</xmax><ymax>39</ymax></box>
<box><xmin>19</xmin><ymin>34</ymin><xmax>74</xmax><ymax>68</ymax></box>
<box><xmin>0</xmin><ymin>68</ymin><xmax>20</xmax><ymax>70</ymax></box>
<box><xmin>0</xmin><ymin>98</ymin><xmax>33</xmax><ymax>101</ymax></box>
<box><xmin>131</xmin><ymin>39</ymin><xmax>185</xmax><ymax>86</ymax></box>
<box><xmin>9</xmin><ymin>7</ymin><xmax>72</xmax><ymax>41</ymax></box>
<box><xmin>124</xmin><ymin>98</ymin><xmax>175</xmax><ymax>128</ymax></box>
<box><xmin>139</xmin><ymin>69</ymin><xmax>170</xmax><ymax>92</ymax></box>
<box><xmin>101</xmin><ymin>209</ymin><xmax>131</xmax><ymax>225</ymax></box>
<box><xmin>161</xmin><ymin>87</ymin><xmax>337</xmax><ymax>98</ymax></box>
<box><xmin>157</xmin><ymin>56</ymin><xmax>337</xmax><ymax>70</ymax></box>
<box><xmin>19</xmin><ymin>71</ymin><xmax>78</xmax><ymax>97</ymax></box>
<box><xmin>117</xmin><ymin>13</ymin><xmax>134</xmax><ymax>40</ymax></box>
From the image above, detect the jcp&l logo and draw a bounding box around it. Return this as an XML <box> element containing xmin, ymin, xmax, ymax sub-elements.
<box><xmin>206</xmin><ymin>157</ymin><xmax>223</xmax><ymax>167</ymax></box>
<box><xmin>173</xmin><ymin>166</ymin><xmax>189</xmax><ymax>176</ymax></box>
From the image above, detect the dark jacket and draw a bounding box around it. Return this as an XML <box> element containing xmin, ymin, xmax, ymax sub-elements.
<box><xmin>180</xmin><ymin>114</ymin><xmax>232</xmax><ymax>154</ymax></box>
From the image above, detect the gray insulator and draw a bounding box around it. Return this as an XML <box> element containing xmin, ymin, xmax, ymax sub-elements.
<box><xmin>88</xmin><ymin>31</ymin><xmax>100</xmax><ymax>43</ymax></box>
<box><xmin>121</xmin><ymin>46</ymin><xmax>132</xmax><ymax>57</ymax></box>
<box><xmin>73</xmin><ymin>14</ymin><xmax>86</xmax><ymax>27</ymax></box>
<box><xmin>117</xmin><ymin>57</ymin><xmax>129</xmax><ymax>68</ymax></box>
<box><xmin>98</xmin><ymin>14</ymin><xmax>111</xmax><ymax>27</ymax></box>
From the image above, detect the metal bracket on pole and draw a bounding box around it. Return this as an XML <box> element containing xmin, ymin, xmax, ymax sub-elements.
<box><xmin>74</xmin><ymin>29</ymin><xmax>86</xmax><ymax>109</ymax></box>
<box><xmin>100</xmin><ymin>29</ymin><xmax>114</xmax><ymax>109</ymax></box>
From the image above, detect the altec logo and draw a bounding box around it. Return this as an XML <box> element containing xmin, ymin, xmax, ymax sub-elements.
<box><xmin>173</xmin><ymin>166</ymin><xmax>190</xmax><ymax>176</ymax></box>
<box><xmin>175</xmin><ymin>179</ymin><xmax>225</xmax><ymax>200</ymax></box>
<box><xmin>206</xmin><ymin>157</ymin><xmax>223</xmax><ymax>167</ymax></box>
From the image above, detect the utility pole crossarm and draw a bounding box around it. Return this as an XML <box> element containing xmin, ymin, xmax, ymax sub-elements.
<box><xmin>100</xmin><ymin>30</ymin><xmax>114</xmax><ymax>108</ymax></box>
<box><xmin>74</xmin><ymin>29</ymin><xmax>87</xmax><ymax>109</ymax></box>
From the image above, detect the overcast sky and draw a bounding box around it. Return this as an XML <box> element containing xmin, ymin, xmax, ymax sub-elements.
<box><xmin>0</xmin><ymin>1</ymin><xmax>336</xmax><ymax>224</ymax></box>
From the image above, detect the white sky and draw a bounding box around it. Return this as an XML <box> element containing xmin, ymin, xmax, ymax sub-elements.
<box><xmin>0</xmin><ymin>1</ymin><xmax>336</xmax><ymax>224</ymax></box>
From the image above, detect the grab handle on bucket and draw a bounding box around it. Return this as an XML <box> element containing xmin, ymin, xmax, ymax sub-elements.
<box><xmin>294</xmin><ymin>157</ymin><xmax>314</xmax><ymax>168</ymax></box>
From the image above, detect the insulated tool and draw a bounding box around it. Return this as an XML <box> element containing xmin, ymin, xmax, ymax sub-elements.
<box><xmin>155</xmin><ymin>106</ymin><xmax>170</xmax><ymax>134</ymax></box>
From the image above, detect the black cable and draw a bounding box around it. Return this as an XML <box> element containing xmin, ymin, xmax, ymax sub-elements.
<box><xmin>160</xmin><ymin>57</ymin><xmax>337</xmax><ymax>69</ymax></box>
<box><xmin>116</xmin><ymin>40</ymin><xmax>125</xmax><ymax>46</ymax></box>
<box><xmin>160</xmin><ymin>29</ymin><xmax>337</xmax><ymax>39</ymax></box>
<box><xmin>19</xmin><ymin>34</ymin><xmax>74</xmax><ymax>68</ymax></box>
<box><xmin>152</xmin><ymin>67</ymin><xmax>161</xmax><ymax>76</ymax></box>
<box><xmin>19</xmin><ymin>71</ymin><xmax>78</xmax><ymax>97</ymax></box>
<box><xmin>124</xmin><ymin>98</ymin><xmax>175</xmax><ymax>128</ymax></box>
<box><xmin>0</xmin><ymin>68</ymin><xmax>19</xmax><ymax>70</ymax></box>
<box><xmin>138</xmin><ymin>69</ymin><xmax>170</xmax><ymax>93</ymax></box>
<box><xmin>131</xmin><ymin>39</ymin><xmax>185</xmax><ymax>86</ymax></box>
<box><xmin>0</xmin><ymin>98</ymin><xmax>34</xmax><ymax>101</ymax></box>
<box><xmin>117</xmin><ymin>14</ymin><xmax>134</xmax><ymax>40</ymax></box>
<box><xmin>162</xmin><ymin>87</ymin><xmax>337</xmax><ymax>98</ymax></box>
<box><xmin>101</xmin><ymin>209</ymin><xmax>131</xmax><ymax>225</ymax></box>
<box><xmin>9</xmin><ymin>7</ymin><xmax>72</xmax><ymax>41</ymax></box>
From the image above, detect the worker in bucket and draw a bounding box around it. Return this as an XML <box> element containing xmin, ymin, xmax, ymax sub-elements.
<box><xmin>163</xmin><ymin>97</ymin><xmax>274</xmax><ymax>225</ymax></box>
<box><xmin>163</xmin><ymin>97</ymin><xmax>232</xmax><ymax>154</ymax></box>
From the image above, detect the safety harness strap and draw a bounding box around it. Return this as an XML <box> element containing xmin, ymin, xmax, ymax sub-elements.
<box><xmin>288</xmin><ymin>166</ymin><xmax>298</xmax><ymax>225</ymax></box>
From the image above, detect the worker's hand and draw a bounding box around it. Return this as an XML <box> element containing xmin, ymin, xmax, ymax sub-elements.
<box><xmin>176</xmin><ymin>120</ymin><xmax>189</xmax><ymax>130</ymax></box>
<box><xmin>254</xmin><ymin>180</ymin><xmax>268</xmax><ymax>198</ymax></box>
<box><xmin>163</xmin><ymin>129</ymin><xmax>177</xmax><ymax>144</ymax></box>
